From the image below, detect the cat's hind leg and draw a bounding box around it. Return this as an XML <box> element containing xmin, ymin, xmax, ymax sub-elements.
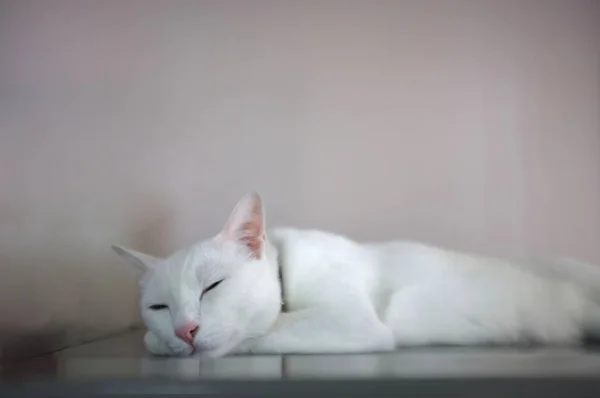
<box><xmin>384</xmin><ymin>286</ymin><xmax>511</xmax><ymax>347</ymax></box>
<box><xmin>385</xmin><ymin>284</ymin><xmax>585</xmax><ymax>347</ymax></box>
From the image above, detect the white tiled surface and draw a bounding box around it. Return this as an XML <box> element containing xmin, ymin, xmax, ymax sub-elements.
<box><xmin>5</xmin><ymin>330</ymin><xmax>600</xmax><ymax>380</ymax></box>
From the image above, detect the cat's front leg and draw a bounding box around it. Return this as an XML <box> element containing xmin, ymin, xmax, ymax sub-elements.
<box><xmin>246</xmin><ymin>307</ymin><xmax>395</xmax><ymax>355</ymax></box>
<box><xmin>144</xmin><ymin>330</ymin><xmax>194</xmax><ymax>357</ymax></box>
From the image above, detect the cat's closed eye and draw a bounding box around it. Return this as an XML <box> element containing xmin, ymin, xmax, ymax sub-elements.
<box><xmin>202</xmin><ymin>279</ymin><xmax>224</xmax><ymax>295</ymax></box>
<box><xmin>148</xmin><ymin>304</ymin><xmax>168</xmax><ymax>310</ymax></box>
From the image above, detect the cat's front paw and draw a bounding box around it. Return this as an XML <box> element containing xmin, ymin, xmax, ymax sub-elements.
<box><xmin>144</xmin><ymin>330</ymin><xmax>194</xmax><ymax>357</ymax></box>
<box><xmin>232</xmin><ymin>336</ymin><xmax>281</xmax><ymax>355</ymax></box>
<box><xmin>226</xmin><ymin>337</ymin><xmax>264</xmax><ymax>356</ymax></box>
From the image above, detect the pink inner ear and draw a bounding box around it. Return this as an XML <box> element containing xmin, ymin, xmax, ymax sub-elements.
<box><xmin>239</xmin><ymin>218</ymin><xmax>265</xmax><ymax>259</ymax></box>
<box><xmin>222</xmin><ymin>193</ymin><xmax>266</xmax><ymax>259</ymax></box>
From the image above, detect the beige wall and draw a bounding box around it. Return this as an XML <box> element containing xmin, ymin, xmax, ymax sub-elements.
<box><xmin>1</xmin><ymin>0</ymin><xmax>599</xmax><ymax>358</ymax></box>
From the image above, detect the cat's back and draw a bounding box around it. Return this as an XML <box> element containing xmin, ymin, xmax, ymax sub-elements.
<box><xmin>268</xmin><ymin>228</ymin><xmax>379</xmax><ymax>309</ymax></box>
<box><xmin>269</xmin><ymin>228</ymin><xmax>373</xmax><ymax>274</ymax></box>
<box><xmin>270</xmin><ymin>227</ymin><xmax>363</xmax><ymax>255</ymax></box>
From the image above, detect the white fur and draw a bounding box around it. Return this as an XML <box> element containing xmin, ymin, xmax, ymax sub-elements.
<box><xmin>113</xmin><ymin>192</ymin><xmax>600</xmax><ymax>357</ymax></box>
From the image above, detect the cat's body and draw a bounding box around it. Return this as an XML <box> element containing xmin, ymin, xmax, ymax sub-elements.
<box><xmin>113</xmin><ymin>192</ymin><xmax>600</xmax><ymax>357</ymax></box>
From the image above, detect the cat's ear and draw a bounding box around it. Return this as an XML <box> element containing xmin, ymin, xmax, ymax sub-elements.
<box><xmin>218</xmin><ymin>191</ymin><xmax>266</xmax><ymax>259</ymax></box>
<box><xmin>111</xmin><ymin>245</ymin><xmax>161</xmax><ymax>275</ymax></box>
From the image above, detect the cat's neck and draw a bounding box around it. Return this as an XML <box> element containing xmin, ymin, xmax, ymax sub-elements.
<box><xmin>243</xmin><ymin>238</ymin><xmax>285</xmax><ymax>338</ymax></box>
<box><xmin>275</xmin><ymin>246</ymin><xmax>287</xmax><ymax>313</ymax></box>
<box><xmin>265</xmin><ymin>238</ymin><xmax>285</xmax><ymax>311</ymax></box>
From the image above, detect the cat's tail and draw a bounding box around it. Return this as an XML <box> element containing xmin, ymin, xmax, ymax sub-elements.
<box><xmin>541</xmin><ymin>257</ymin><xmax>600</xmax><ymax>292</ymax></box>
<box><xmin>540</xmin><ymin>257</ymin><xmax>600</xmax><ymax>341</ymax></box>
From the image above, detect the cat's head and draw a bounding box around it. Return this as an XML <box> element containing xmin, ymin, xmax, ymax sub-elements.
<box><xmin>112</xmin><ymin>192</ymin><xmax>281</xmax><ymax>357</ymax></box>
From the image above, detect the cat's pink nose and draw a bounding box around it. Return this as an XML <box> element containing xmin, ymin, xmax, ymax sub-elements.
<box><xmin>175</xmin><ymin>322</ymin><xmax>199</xmax><ymax>345</ymax></box>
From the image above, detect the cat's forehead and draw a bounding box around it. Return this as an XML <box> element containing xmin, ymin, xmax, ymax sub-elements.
<box><xmin>141</xmin><ymin>246</ymin><xmax>216</xmax><ymax>292</ymax></box>
<box><xmin>164</xmin><ymin>240</ymin><xmax>243</xmax><ymax>273</ymax></box>
<box><xmin>141</xmin><ymin>241</ymin><xmax>247</xmax><ymax>293</ymax></box>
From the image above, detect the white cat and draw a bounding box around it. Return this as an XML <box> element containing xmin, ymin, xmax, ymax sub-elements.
<box><xmin>113</xmin><ymin>192</ymin><xmax>600</xmax><ymax>357</ymax></box>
